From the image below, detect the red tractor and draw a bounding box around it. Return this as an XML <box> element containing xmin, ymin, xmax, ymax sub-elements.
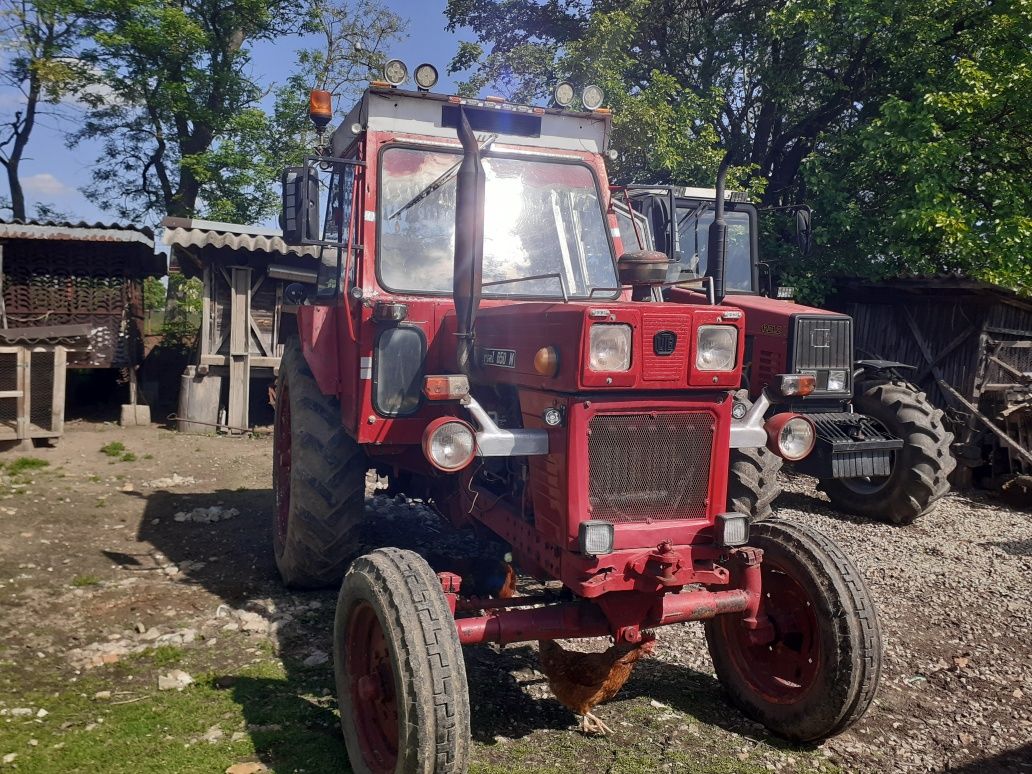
<box><xmin>614</xmin><ymin>184</ymin><xmax>956</xmax><ymax>523</ymax></box>
<box><xmin>276</xmin><ymin>67</ymin><xmax>881</xmax><ymax>772</ymax></box>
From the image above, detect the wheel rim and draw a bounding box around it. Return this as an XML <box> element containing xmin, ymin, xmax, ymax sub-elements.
<box><xmin>723</xmin><ymin>557</ymin><xmax>821</xmax><ymax>703</ymax></box>
<box><xmin>274</xmin><ymin>383</ymin><xmax>291</xmax><ymax>543</ymax></box>
<box><xmin>346</xmin><ymin>602</ymin><xmax>399</xmax><ymax>772</ymax></box>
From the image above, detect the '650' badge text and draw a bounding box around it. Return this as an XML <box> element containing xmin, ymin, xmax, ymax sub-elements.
<box><xmin>482</xmin><ymin>348</ymin><xmax>517</xmax><ymax>368</ymax></box>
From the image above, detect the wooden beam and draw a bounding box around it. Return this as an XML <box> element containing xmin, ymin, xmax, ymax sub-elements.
<box><xmin>200</xmin><ymin>354</ymin><xmax>280</xmax><ymax>368</ymax></box>
<box><xmin>200</xmin><ymin>265</ymin><xmax>212</xmax><ymax>357</ymax></box>
<box><xmin>227</xmin><ymin>266</ymin><xmax>252</xmax><ymax>431</ymax></box>
<box><xmin>51</xmin><ymin>346</ymin><xmax>66</xmax><ymax>435</ymax></box>
<box><xmin>938</xmin><ymin>380</ymin><xmax>1032</xmax><ymax>467</ymax></box>
<box><xmin>914</xmin><ymin>324</ymin><xmax>977</xmax><ymax>383</ymax></box>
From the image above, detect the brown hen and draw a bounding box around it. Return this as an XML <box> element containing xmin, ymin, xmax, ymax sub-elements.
<box><xmin>537</xmin><ymin>636</ymin><xmax>656</xmax><ymax>734</ymax></box>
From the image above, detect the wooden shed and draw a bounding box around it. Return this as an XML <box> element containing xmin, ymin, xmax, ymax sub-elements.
<box><xmin>162</xmin><ymin>218</ymin><xmax>320</xmax><ymax>432</ymax></box>
<box><xmin>0</xmin><ymin>219</ymin><xmax>163</xmax><ymax>445</ymax></box>
<box><xmin>826</xmin><ymin>278</ymin><xmax>1032</xmax><ymax>481</ymax></box>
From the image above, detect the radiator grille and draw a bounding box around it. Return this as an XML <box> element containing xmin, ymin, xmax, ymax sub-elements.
<box><xmin>793</xmin><ymin>317</ymin><xmax>852</xmax><ymax>370</ymax></box>
<box><xmin>587</xmin><ymin>412</ymin><xmax>713</xmax><ymax>523</ymax></box>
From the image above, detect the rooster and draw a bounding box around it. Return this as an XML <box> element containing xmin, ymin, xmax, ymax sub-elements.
<box><xmin>537</xmin><ymin>635</ymin><xmax>656</xmax><ymax>735</ymax></box>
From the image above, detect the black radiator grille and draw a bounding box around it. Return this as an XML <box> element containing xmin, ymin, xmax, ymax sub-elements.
<box><xmin>792</xmin><ymin>316</ymin><xmax>853</xmax><ymax>393</ymax></box>
<box><xmin>587</xmin><ymin>412</ymin><xmax>713</xmax><ymax>523</ymax></box>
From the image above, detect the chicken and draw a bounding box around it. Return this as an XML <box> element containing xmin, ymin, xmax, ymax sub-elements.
<box><xmin>537</xmin><ymin>635</ymin><xmax>656</xmax><ymax>735</ymax></box>
<box><xmin>426</xmin><ymin>553</ymin><xmax>517</xmax><ymax>599</ymax></box>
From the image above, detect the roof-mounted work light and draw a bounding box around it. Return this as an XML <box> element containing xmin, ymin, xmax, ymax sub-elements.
<box><xmin>414</xmin><ymin>63</ymin><xmax>439</xmax><ymax>91</ymax></box>
<box><xmin>582</xmin><ymin>84</ymin><xmax>605</xmax><ymax>110</ymax></box>
<box><xmin>553</xmin><ymin>81</ymin><xmax>575</xmax><ymax>108</ymax></box>
<box><xmin>383</xmin><ymin>58</ymin><xmax>408</xmax><ymax>86</ymax></box>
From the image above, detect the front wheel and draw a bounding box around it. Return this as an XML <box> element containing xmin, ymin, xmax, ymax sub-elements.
<box><xmin>335</xmin><ymin>548</ymin><xmax>470</xmax><ymax>774</ymax></box>
<box><xmin>705</xmin><ymin>520</ymin><xmax>881</xmax><ymax>742</ymax></box>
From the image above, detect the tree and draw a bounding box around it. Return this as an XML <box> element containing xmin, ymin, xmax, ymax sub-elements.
<box><xmin>803</xmin><ymin>0</ymin><xmax>1032</xmax><ymax>295</ymax></box>
<box><xmin>0</xmin><ymin>0</ymin><xmax>86</xmax><ymax>220</ymax></box>
<box><xmin>73</xmin><ymin>0</ymin><xmax>403</xmax><ymax>223</ymax></box>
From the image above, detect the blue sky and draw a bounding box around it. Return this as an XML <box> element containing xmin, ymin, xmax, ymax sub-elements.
<box><xmin>1</xmin><ymin>0</ymin><xmax>469</xmax><ymax>225</ymax></box>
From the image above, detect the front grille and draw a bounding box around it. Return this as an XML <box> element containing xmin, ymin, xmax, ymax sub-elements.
<box><xmin>587</xmin><ymin>412</ymin><xmax>713</xmax><ymax>522</ymax></box>
<box><xmin>792</xmin><ymin>315</ymin><xmax>853</xmax><ymax>393</ymax></box>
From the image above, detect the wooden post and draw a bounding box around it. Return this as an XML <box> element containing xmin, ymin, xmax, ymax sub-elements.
<box><xmin>15</xmin><ymin>347</ymin><xmax>29</xmax><ymax>439</ymax></box>
<box><xmin>52</xmin><ymin>346</ymin><xmax>66</xmax><ymax>436</ymax></box>
<box><xmin>227</xmin><ymin>265</ymin><xmax>252</xmax><ymax>432</ymax></box>
<box><xmin>200</xmin><ymin>264</ymin><xmax>212</xmax><ymax>358</ymax></box>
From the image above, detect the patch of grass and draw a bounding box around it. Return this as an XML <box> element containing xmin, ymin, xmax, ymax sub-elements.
<box><xmin>143</xmin><ymin>454</ymin><xmax>153</xmax><ymax>460</ymax></box>
<box><xmin>146</xmin><ymin>645</ymin><xmax>185</xmax><ymax>667</ymax></box>
<box><xmin>4</xmin><ymin>456</ymin><xmax>49</xmax><ymax>475</ymax></box>
<box><xmin>120</xmin><ymin>452</ymin><xmax>137</xmax><ymax>462</ymax></box>
<box><xmin>99</xmin><ymin>441</ymin><xmax>126</xmax><ymax>457</ymax></box>
<box><xmin>88</xmin><ymin>474</ymin><xmax>102</xmax><ymax>483</ymax></box>
<box><xmin>71</xmin><ymin>575</ymin><xmax>101</xmax><ymax>587</ymax></box>
<box><xmin>95</xmin><ymin>498</ymin><xmax>106</xmax><ymax>508</ymax></box>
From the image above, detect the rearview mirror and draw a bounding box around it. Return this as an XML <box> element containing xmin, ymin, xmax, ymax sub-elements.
<box><xmin>281</xmin><ymin>166</ymin><xmax>320</xmax><ymax>245</ymax></box>
<box><xmin>795</xmin><ymin>207</ymin><xmax>813</xmax><ymax>256</ymax></box>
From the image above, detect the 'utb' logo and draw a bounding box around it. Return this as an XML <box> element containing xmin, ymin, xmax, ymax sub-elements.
<box><xmin>653</xmin><ymin>330</ymin><xmax>677</xmax><ymax>356</ymax></box>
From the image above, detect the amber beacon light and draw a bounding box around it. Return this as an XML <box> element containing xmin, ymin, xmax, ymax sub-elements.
<box><xmin>308</xmin><ymin>89</ymin><xmax>333</xmax><ymax>130</ymax></box>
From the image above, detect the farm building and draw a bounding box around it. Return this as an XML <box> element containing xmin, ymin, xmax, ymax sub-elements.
<box><xmin>0</xmin><ymin>219</ymin><xmax>164</xmax><ymax>445</ymax></box>
<box><xmin>161</xmin><ymin>217</ymin><xmax>321</xmax><ymax>432</ymax></box>
<box><xmin>826</xmin><ymin>277</ymin><xmax>1032</xmax><ymax>483</ymax></box>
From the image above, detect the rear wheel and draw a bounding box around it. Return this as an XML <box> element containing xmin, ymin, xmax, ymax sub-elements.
<box><xmin>820</xmin><ymin>379</ymin><xmax>955</xmax><ymax>524</ymax></box>
<box><xmin>273</xmin><ymin>338</ymin><xmax>367</xmax><ymax>587</ymax></box>
<box><xmin>335</xmin><ymin>548</ymin><xmax>470</xmax><ymax>774</ymax></box>
<box><xmin>706</xmin><ymin>520</ymin><xmax>881</xmax><ymax>742</ymax></box>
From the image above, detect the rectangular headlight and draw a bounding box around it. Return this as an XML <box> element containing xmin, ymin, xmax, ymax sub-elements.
<box><xmin>715</xmin><ymin>513</ymin><xmax>749</xmax><ymax>547</ymax></box>
<box><xmin>578</xmin><ymin>521</ymin><xmax>615</xmax><ymax>556</ymax></box>
<box><xmin>589</xmin><ymin>324</ymin><xmax>632</xmax><ymax>372</ymax></box>
<box><xmin>696</xmin><ymin>325</ymin><xmax>738</xmax><ymax>371</ymax></box>
<box><xmin>828</xmin><ymin>369</ymin><xmax>848</xmax><ymax>392</ymax></box>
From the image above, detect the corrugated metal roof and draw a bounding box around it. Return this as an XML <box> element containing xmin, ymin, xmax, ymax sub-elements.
<box><xmin>161</xmin><ymin>217</ymin><xmax>319</xmax><ymax>257</ymax></box>
<box><xmin>0</xmin><ymin>219</ymin><xmax>154</xmax><ymax>246</ymax></box>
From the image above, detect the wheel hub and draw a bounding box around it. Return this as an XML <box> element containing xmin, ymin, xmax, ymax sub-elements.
<box><xmin>347</xmin><ymin>602</ymin><xmax>398</xmax><ymax>772</ymax></box>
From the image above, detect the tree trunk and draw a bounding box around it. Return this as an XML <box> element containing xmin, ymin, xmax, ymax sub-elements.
<box><xmin>4</xmin><ymin>75</ymin><xmax>40</xmax><ymax>221</ymax></box>
<box><xmin>5</xmin><ymin>161</ymin><xmax>26</xmax><ymax>220</ymax></box>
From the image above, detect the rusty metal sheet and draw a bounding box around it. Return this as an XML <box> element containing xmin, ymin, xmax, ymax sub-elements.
<box><xmin>0</xmin><ymin>219</ymin><xmax>154</xmax><ymax>246</ymax></box>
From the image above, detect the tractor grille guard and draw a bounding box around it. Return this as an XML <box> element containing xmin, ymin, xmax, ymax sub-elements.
<box><xmin>587</xmin><ymin>411</ymin><xmax>714</xmax><ymax>523</ymax></box>
<box><xmin>791</xmin><ymin>315</ymin><xmax>853</xmax><ymax>395</ymax></box>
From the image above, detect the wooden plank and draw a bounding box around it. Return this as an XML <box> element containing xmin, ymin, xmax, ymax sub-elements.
<box><xmin>272</xmin><ymin>282</ymin><xmax>283</xmax><ymax>358</ymax></box>
<box><xmin>914</xmin><ymin>324</ymin><xmax>977</xmax><ymax>383</ymax></box>
<box><xmin>227</xmin><ymin>267</ymin><xmax>252</xmax><ymax>431</ymax></box>
<box><xmin>938</xmin><ymin>380</ymin><xmax>1032</xmax><ymax>467</ymax></box>
<box><xmin>16</xmin><ymin>348</ymin><xmax>29</xmax><ymax>439</ymax></box>
<box><xmin>0</xmin><ymin>390</ymin><xmax>22</xmax><ymax>398</ymax></box>
<box><xmin>199</xmin><ymin>354</ymin><xmax>280</xmax><ymax>368</ymax></box>
<box><xmin>200</xmin><ymin>265</ymin><xmax>212</xmax><ymax>357</ymax></box>
<box><xmin>51</xmin><ymin>346</ymin><xmax>66</xmax><ymax>436</ymax></box>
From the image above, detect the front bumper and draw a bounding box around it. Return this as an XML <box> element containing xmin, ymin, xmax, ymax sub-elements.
<box><xmin>791</xmin><ymin>412</ymin><xmax>902</xmax><ymax>478</ymax></box>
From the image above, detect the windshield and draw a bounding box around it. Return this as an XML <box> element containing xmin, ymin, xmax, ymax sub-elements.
<box><xmin>677</xmin><ymin>206</ymin><xmax>754</xmax><ymax>292</ymax></box>
<box><xmin>378</xmin><ymin>147</ymin><xmax>618</xmax><ymax>298</ymax></box>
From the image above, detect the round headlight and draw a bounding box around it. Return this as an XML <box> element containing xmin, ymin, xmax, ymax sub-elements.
<box><xmin>383</xmin><ymin>58</ymin><xmax>408</xmax><ymax>86</ymax></box>
<box><xmin>554</xmin><ymin>81</ymin><xmax>575</xmax><ymax>108</ymax></box>
<box><xmin>582</xmin><ymin>84</ymin><xmax>605</xmax><ymax>110</ymax></box>
<box><xmin>414</xmin><ymin>63</ymin><xmax>438</xmax><ymax>90</ymax></box>
<box><xmin>770</xmin><ymin>416</ymin><xmax>815</xmax><ymax>461</ymax></box>
<box><xmin>534</xmin><ymin>346</ymin><xmax>560</xmax><ymax>377</ymax></box>
<box><xmin>422</xmin><ymin>418</ymin><xmax>477</xmax><ymax>472</ymax></box>
<box><xmin>696</xmin><ymin>325</ymin><xmax>738</xmax><ymax>371</ymax></box>
<box><xmin>589</xmin><ymin>324</ymin><xmax>632</xmax><ymax>372</ymax></box>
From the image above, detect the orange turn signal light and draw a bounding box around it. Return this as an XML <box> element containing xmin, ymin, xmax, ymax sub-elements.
<box><xmin>773</xmin><ymin>373</ymin><xmax>816</xmax><ymax>397</ymax></box>
<box><xmin>534</xmin><ymin>346</ymin><xmax>560</xmax><ymax>377</ymax></box>
<box><xmin>423</xmin><ymin>375</ymin><xmax>471</xmax><ymax>401</ymax></box>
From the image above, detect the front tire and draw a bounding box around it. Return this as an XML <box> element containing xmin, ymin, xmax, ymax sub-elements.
<box><xmin>820</xmin><ymin>379</ymin><xmax>955</xmax><ymax>524</ymax></box>
<box><xmin>335</xmin><ymin>548</ymin><xmax>470</xmax><ymax>774</ymax></box>
<box><xmin>706</xmin><ymin>520</ymin><xmax>881</xmax><ymax>742</ymax></box>
<box><xmin>727</xmin><ymin>446</ymin><xmax>783</xmax><ymax>522</ymax></box>
<box><xmin>273</xmin><ymin>338</ymin><xmax>368</xmax><ymax>587</ymax></box>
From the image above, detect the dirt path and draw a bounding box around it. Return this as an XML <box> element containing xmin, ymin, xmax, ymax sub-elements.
<box><xmin>0</xmin><ymin>423</ymin><xmax>1029</xmax><ymax>773</ymax></box>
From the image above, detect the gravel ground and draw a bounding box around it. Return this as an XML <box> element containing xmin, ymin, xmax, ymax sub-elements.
<box><xmin>0</xmin><ymin>426</ymin><xmax>1029</xmax><ymax>773</ymax></box>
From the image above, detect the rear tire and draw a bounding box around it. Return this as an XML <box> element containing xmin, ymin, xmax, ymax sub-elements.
<box><xmin>820</xmin><ymin>379</ymin><xmax>955</xmax><ymax>524</ymax></box>
<box><xmin>273</xmin><ymin>338</ymin><xmax>367</xmax><ymax>588</ymax></box>
<box><xmin>705</xmin><ymin>520</ymin><xmax>881</xmax><ymax>742</ymax></box>
<box><xmin>727</xmin><ymin>446</ymin><xmax>783</xmax><ymax>522</ymax></box>
<box><xmin>335</xmin><ymin>548</ymin><xmax>470</xmax><ymax>774</ymax></box>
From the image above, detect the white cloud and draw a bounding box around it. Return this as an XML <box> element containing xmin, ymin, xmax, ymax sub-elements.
<box><xmin>22</xmin><ymin>173</ymin><xmax>72</xmax><ymax>197</ymax></box>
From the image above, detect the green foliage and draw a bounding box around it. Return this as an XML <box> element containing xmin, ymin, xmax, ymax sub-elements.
<box><xmin>100</xmin><ymin>441</ymin><xmax>126</xmax><ymax>457</ymax></box>
<box><xmin>160</xmin><ymin>274</ymin><xmax>203</xmax><ymax>351</ymax></box>
<box><xmin>447</xmin><ymin>0</ymin><xmax>1030</xmax><ymax>295</ymax></box>
<box><xmin>3</xmin><ymin>456</ymin><xmax>49</xmax><ymax>475</ymax></box>
<box><xmin>71</xmin><ymin>574</ymin><xmax>101</xmax><ymax>587</ymax></box>
<box><xmin>68</xmin><ymin>0</ymin><xmax>404</xmax><ymax>223</ymax></box>
<box><xmin>142</xmin><ymin>277</ymin><xmax>166</xmax><ymax>312</ymax></box>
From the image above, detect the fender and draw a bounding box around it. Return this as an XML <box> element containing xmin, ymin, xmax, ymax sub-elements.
<box><xmin>854</xmin><ymin>359</ymin><xmax>916</xmax><ymax>380</ymax></box>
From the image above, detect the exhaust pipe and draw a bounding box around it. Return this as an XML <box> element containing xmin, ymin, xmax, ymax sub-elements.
<box><xmin>453</xmin><ymin>108</ymin><xmax>486</xmax><ymax>377</ymax></box>
<box><xmin>706</xmin><ymin>156</ymin><xmax>730</xmax><ymax>304</ymax></box>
